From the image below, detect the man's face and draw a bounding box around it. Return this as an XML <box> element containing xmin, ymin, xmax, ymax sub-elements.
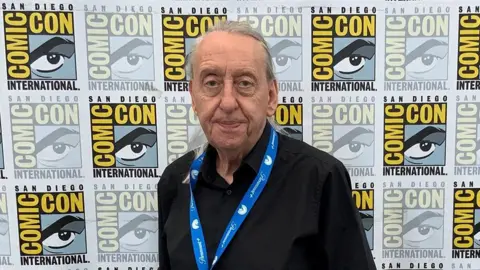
<box><xmin>189</xmin><ymin>32</ymin><xmax>278</xmax><ymax>151</ymax></box>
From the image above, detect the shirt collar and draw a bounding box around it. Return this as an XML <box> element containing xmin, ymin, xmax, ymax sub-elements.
<box><xmin>199</xmin><ymin>122</ymin><xmax>272</xmax><ymax>183</ymax></box>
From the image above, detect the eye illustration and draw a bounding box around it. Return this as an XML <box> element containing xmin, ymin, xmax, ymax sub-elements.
<box><xmin>333</xmin><ymin>39</ymin><xmax>375</xmax><ymax>79</ymax></box>
<box><xmin>110</xmin><ymin>38</ymin><xmax>153</xmax><ymax>78</ymax></box>
<box><xmin>360</xmin><ymin>212</ymin><xmax>374</xmax><ymax>231</ymax></box>
<box><xmin>403</xmin><ymin>211</ymin><xmax>443</xmax><ymax>247</ymax></box>
<box><xmin>29</xmin><ymin>37</ymin><xmax>75</xmax><ymax>78</ymax></box>
<box><xmin>0</xmin><ymin>216</ymin><xmax>8</xmax><ymax>236</ymax></box>
<box><xmin>270</xmin><ymin>39</ymin><xmax>302</xmax><ymax>74</ymax></box>
<box><xmin>119</xmin><ymin>214</ymin><xmax>158</xmax><ymax>251</ymax></box>
<box><xmin>36</xmin><ymin>128</ymin><xmax>80</xmax><ymax>167</ymax></box>
<box><xmin>405</xmin><ymin>39</ymin><xmax>448</xmax><ymax>78</ymax></box>
<box><xmin>404</xmin><ymin>126</ymin><xmax>446</xmax><ymax>164</ymax></box>
<box><xmin>474</xmin><ymin>222</ymin><xmax>480</xmax><ymax>246</ymax></box>
<box><xmin>332</xmin><ymin>127</ymin><xmax>374</xmax><ymax>162</ymax></box>
<box><xmin>115</xmin><ymin>127</ymin><xmax>157</xmax><ymax>165</ymax></box>
<box><xmin>279</xmin><ymin>127</ymin><xmax>302</xmax><ymax>141</ymax></box>
<box><xmin>41</xmin><ymin>215</ymin><xmax>85</xmax><ymax>253</ymax></box>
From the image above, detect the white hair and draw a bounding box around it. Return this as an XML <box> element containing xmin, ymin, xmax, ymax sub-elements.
<box><xmin>182</xmin><ymin>20</ymin><xmax>285</xmax><ymax>184</ymax></box>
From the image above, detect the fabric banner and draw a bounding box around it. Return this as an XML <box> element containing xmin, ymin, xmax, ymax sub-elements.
<box><xmin>0</xmin><ymin>0</ymin><xmax>478</xmax><ymax>269</ymax></box>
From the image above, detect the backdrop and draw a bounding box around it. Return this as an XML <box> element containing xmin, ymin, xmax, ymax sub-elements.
<box><xmin>0</xmin><ymin>0</ymin><xmax>478</xmax><ymax>269</ymax></box>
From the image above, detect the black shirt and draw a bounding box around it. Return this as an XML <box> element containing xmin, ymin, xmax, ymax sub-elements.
<box><xmin>157</xmin><ymin>123</ymin><xmax>376</xmax><ymax>270</ymax></box>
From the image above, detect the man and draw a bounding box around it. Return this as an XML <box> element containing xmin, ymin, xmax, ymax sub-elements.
<box><xmin>157</xmin><ymin>20</ymin><xmax>376</xmax><ymax>270</ymax></box>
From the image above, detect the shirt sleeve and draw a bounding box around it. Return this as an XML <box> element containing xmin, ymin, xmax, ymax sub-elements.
<box><xmin>158</xmin><ymin>171</ymin><xmax>177</xmax><ymax>270</ymax></box>
<box><xmin>316</xmin><ymin>162</ymin><xmax>377</xmax><ymax>270</ymax></box>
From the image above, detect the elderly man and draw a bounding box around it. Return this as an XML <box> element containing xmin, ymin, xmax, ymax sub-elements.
<box><xmin>157</xmin><ymin>20</ymin><xmax>376</xmax><ymax>270</ymax></box>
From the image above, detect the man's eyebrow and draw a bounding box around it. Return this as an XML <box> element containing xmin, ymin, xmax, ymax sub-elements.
<box><xmin>198</xmin><ymin>67</ymin><xmax>258</xmax><ymax>79</ymax></box>
<box><xmin>232</xmin><ymin>68</ymin><xmax>257</xmax><ymax>78</ymax></box>
<box><xmin>198</xmin><ymin>67</ymin><xmax>222</xmax><ymax>78</ymax></box>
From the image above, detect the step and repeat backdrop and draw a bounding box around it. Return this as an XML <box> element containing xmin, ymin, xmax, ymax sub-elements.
<box><xmin>0</xmin><ymin>0</ymin><xmax>479</xmax><ymax>269</ymax></box>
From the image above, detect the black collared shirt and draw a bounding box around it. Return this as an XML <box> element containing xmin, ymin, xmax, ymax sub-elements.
<box><xmin>157</xmin><ymin>124</ymin><xmax>376</xmax><ymax>270</ymax></box>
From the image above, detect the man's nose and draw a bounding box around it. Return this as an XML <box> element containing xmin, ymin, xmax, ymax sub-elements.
<box><xmin>218</xmin><ymin>81</ymin><xmax>238</xmax><ymax>112</ymax></box>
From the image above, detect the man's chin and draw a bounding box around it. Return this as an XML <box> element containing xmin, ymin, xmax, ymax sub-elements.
<box><xmin>210</xmin><ymin>136</ymin><xmax>245</xmax><ymax>150</ymax></box>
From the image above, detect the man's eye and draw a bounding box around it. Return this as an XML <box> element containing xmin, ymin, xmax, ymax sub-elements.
<box><xmin>205</xmin><ymin>81</ymin><xmax>218</xmax><ymax>87</ymax></box>
<box><xmin>238</xmin><ymin>81</ymin><xmax>252</xmax><ymax>87</ymax></box>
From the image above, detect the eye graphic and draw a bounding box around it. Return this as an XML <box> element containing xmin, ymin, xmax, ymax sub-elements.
<box><xmin>29</xmin><ymin>37</ymin><xmax>75</xmax><ymax>78</ymax></box>
<box><xmin>403</xmin><ymin>211</ymin><xmax>443</xmax><ymax>246</ymax></box>
<box><xmin>333</xmin><ymin>39</ymin><xmax>375</xmax><ymax>79</ymax></box>
<box><xmin>115</xmin><ymin>128</ymin><xmax>157</xmax><ymax>164</ymax></box>
<box><xmin>332</xmin><ymin>127</ymin><xmax>374</xmax><ymax>161</ymax></box>
<box><xmin>474</xmin><ymin>222</ymin><xmax>480</xmax><ymax>245</ymax></box>
<box><xmin>31</xmin><ymin>54</ymin><xmax>65</xmax><ymax>72</ymax></box>
<box><xmin>279</xmin><ymin>127</ymin><xmax>302</xmax><ymax>140</ymax></box>
<box><xmin>117</xmin><ymin>142</ymin><xmax>148</xmax><ymax>161</ymax></box>
<box><xmin>110</xmin><ymin>38</ymin><xmax>153</xmax><ymax>78</ymax></box>
<box><xmin>335</xmin><ymin>55</ymin><xmax>366</xmax><ymax>74</ymax></box>
<box><xmin>42</xmin><ymin>215</ymin><xmax>85</xmax><ymax>252</ymax></box>
<box><xmin>0</xmin><ymin>216</ymin><xmax>8</xmax><ymax>236</ymax></box>
<box><xmin>119</xmin><ymin>214</ymin><xmax>158</xmax><ymax>251</ymax></box>
<box><xmin>36</xmin><ymin>128</ymin><xmax>80</xmax><ymax>167</ymax></box>
<box><xmin>44</xmin><ymin>231</ymin><xmax>76</xmax><ymax>248</ymax></box>
<box><xmin>121</xmin><ymin>227</ymin><xmax>155</xmax><ymax>246</ymax></box>
<box><xmin>404</xmin><ymin>126</ymin><xmax>446</xmax><ymax>163</ymax></box>
<box><xmin>405</xmin><ymin>39</ymin><xmax>448</xmax><ymax>77</ymax></box>
<box><xmin>404</xmin><ymin>225</ymin><xmax>438</xmax><ymax>242</ymax></box>
<box><xmin>359</xmin><ymin>212</ymin><xmax>374</xmax><ymax>231</ymax></box>
<box><xmin>270</xmin><ymin>39</ymin><xmax>302</xmax><ymax>74</ymax></box>
<box><xmin>405</xmin><ymin>141</ymin><xmax>436</xmax><ymax>159</ymax></box>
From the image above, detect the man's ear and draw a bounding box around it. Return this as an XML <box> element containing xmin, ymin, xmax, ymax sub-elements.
<box><xmin>266</xmin><ymin>79</ymin><xmax>278</xmax><ymax>117</ymax></box>
<box><xmin>189</xmin><ymin>80</ymin><xmax>196</xmax><ymax>113</ymax></box>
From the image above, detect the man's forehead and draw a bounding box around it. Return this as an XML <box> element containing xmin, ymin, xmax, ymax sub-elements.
<box><xmin>196</xmin><ymin>32</ymin><xmax>265</xmax><ymax>59</ymax></box>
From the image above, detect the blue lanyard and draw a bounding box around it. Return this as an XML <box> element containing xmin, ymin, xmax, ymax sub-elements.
<box><xmin>188</xmin><ymin>126</ymin><xmax>278</xmax><ymax>270</ymax></box>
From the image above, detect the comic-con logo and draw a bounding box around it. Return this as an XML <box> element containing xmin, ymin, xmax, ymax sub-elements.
<box><xmin>8</xmin><ymin>95</ymin><xmax>83</xmax><ymax>180</ymax></box>
<box><xmin>352</xmin><ymin>182</ymin><xmax>374</xmax><ymax>250</ymax></box>
<box><xmin>383</xmin><ymin>95</ymin><xmax>447</xmax><ymax>176</ymax></box>
<box><xmin>452</xmin><ymin>181</ymin><xmax>480</xmax><ymax>259</ymax></box>
<box><xmin>3</xmin><ymin>4</ymin><xmax>78</xmax><ymax>91</ymax></box>
<box><xmin>311</xmin><ymin>6</ymin><xmax>376</xmax><ymax>92</ymax></box>
<box><xmin>238</xmin><ymin>6</ymin><xmax>304</xmax><ymax>92</ymax></box>
<box><xmin>382</xmin><ymin>181</ymin><xmax>446</xmax><ymax>259</ymax></box>
<box><xmin>85</xmin><ymin>5</ymin><xmax>155</xmax><ymax>91</ymax></box>
<box><xmin>454</xmin><ymin>95</ymin><xmax>480</xmax><ymax>176</ymax></box>
<box><xmin>165</xmin><ymin>97</ymin><xmax>199</xmax><ymax>165</ymax></box>
<box><xmin>15</xmin><ymin>184</ymin><xmax>88</xmax><ymax>265</ymax></box>
<box><xmin>0</xmin><ymin>118</ymin><xmax>6</xmax><ymax>179</ymax></box>
<box><xmin>384</xmin><ymin>7</ymin><xmax>450</xmax><ymax>91</ymax></box>
<box><xmin>0</xmin><ymin>186</ymin><xmax>13</xmax><ymax>266</ymax></box>
<box><xmin>275</xmin><ymin>97</ymin><xmax>303</xmax><ymax>141</ymax></box>
<box><xmin>94</xmin><ymin>183</ymin><xmax>158</xmax><ymax>265</ymax></box>
<box><xmin>89</xmin><ymin>95</ymin><xmax>160</xmax><ymax>178</ymax></box>
<box><xmin>457</xmin><ymin>7</ymin><xmax>480</xmax><ymax>90</ymax></box>
<box><xmin>312</xmin><ymin>95</ymin><xmax>375</xmax><ymax>177</ymax></box>
<box><xmin>161</xmin><ymin>7</ymin><xmax>227</xmax><ymax>92</ymax></box>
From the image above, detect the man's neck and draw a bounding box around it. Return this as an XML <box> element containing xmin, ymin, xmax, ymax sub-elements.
<box><xmin>216</xmin><ymin>151</ymin><xmax>244</xmax><ymax>184</ymax></box>
<box><xmin>215</xmin><ymin>124</ymin><xmax>266</xmax><ymax>184</ymax></box>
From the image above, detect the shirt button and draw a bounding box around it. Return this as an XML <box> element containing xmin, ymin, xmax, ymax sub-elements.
<box><xmin>226</xmin><ymin>190</ymin><xmax>232</xmax><ymax>195</ymax></box>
